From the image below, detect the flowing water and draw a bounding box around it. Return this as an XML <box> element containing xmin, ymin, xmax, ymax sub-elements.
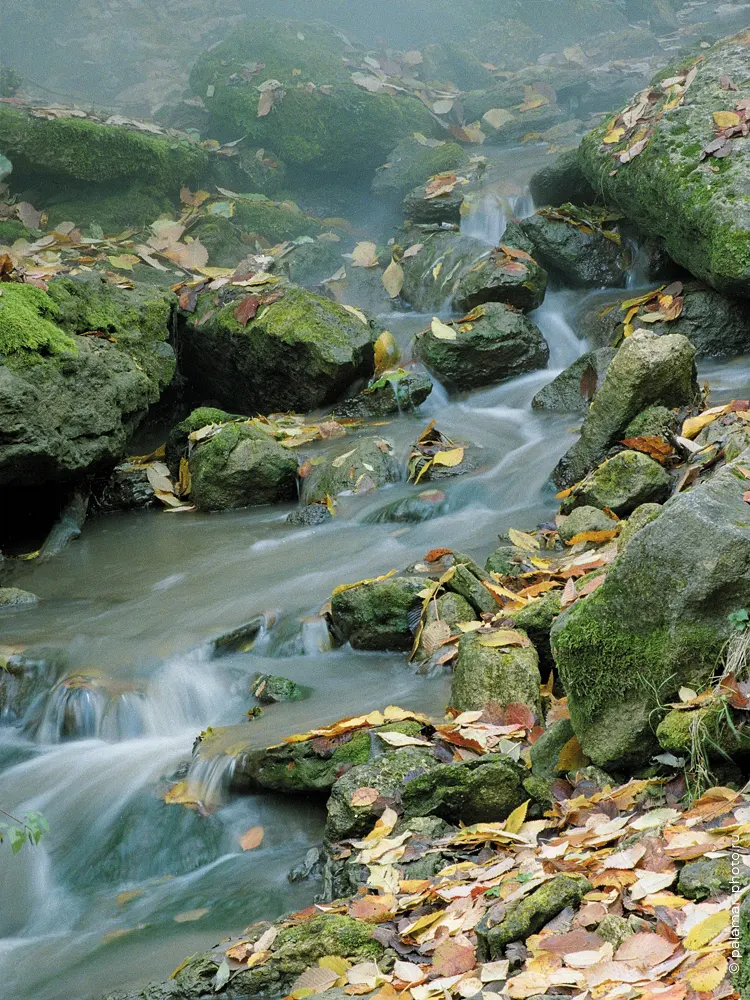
<box><xmin>2</xmin><ymin>146</ymin><xmax>750</xmax><ymax>1000</ymax></box>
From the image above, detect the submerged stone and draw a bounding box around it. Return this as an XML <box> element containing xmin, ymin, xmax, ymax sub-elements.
<box><xmin>250</xmin><ymin>672</ymin><xmax>309</xmax><ymax>703</ymax></box>
<box><xmin>0</xmin><ymin>587</ymin><xmax>39</xmax><ymax>609</ymax></box>
<box><xmin>332</xmin><ymin>370</ymin><xmax>433</xmax><ymax>420</ymax></box>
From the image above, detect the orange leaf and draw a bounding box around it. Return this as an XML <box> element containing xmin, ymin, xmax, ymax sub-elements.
<box><xmin>350</xmin><ymin>787</ymin><xmax>380</xmax><ymax>807</ymax></box>
<box><xmin>565</xmin><ymin>529</ymin><xmax>619</xmax><ymax>547</ymax></box>
<box><xmin>239</xmin><ymin>826</ymin><xmax>265</xmax><ymax>850</ymax></box>
<box><xmin>349</xmin><ymin>894</ymin><xmax>396</xmax><ymax>923</ymax></box>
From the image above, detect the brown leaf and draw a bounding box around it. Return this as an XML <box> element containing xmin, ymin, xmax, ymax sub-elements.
<box><xmin>579</xmin><ymin>364</ymin><xmax>598</xmax><ymax>402</ymax></box>
<box><xmin>556</xmin><ymin>735</ymin><xmax>589</xmax><ymax>771</ymax></box>
<box><xmin>349</xmin><ymin>894</ymin><xmax>396</xmax><ymax>923</ymax></box>
<box><xmin>502</xmin><ymin>703</ymin><xmax>536</xmax><ymax>729</ymax></box>
<box><xmin>431</xmin><ymin>938</ymin><xmax>476</xmax><ymax>977</ymax></box>
<box><xmin>234</xmin><ymin>295</ymin><xmax>260</xmax><ymax>325</ymax></box>
<box><xmin>615</xmin><ymin>932</ymin><xmax>676</xmax><ymax>970</ymax></box>
<box><xmin>620</xmin><ymin>435</ymin><xmax>672</xmax><ymax>463</ymax></box>
<box><xmin>350</xmin><ymin>787</ymin><xmax>380</xmax><ymax>807</ymax></box>
<box><xmin>239</xmin><ymin>826</ymin><xmax>265</xmax><ymax>850</ymax></box>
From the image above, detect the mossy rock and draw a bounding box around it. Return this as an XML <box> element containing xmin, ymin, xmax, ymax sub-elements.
<box><xmin>371</xmin><ymin>137</ymin><xmax>468</xmax><ymax>200</ymax></box>
<box><xmin>189</xmin><ymin>20</ymin><xmax>436</xmax><ymax>177</ymax></box>
<box><xmin>561</xmin><ymin>450</ymin><xmax>671</xmax><ymax>517</ymax></box>
<box><xmin>250</xmin><ymin>672</ymin><xmax>309</xmax><ymax>704</ymax></box>
<box><xmin>402</xmin><ymin>755</ymin><xmax>528</xmax><ymax>825</ymax></box>
<box><xmin>579</xmin><ymin>282</ymin><xmax>750</xmax><ymax>359</ymax></box>
<box><xmin>446</xmin><ymin>562</ymin><xmax>497</xmax><ymax>616</ymax></box>
<box><xmin>617</xmin><ymin>502</ymin><xmax>663</xmax><ymax>550</ymax></box>
<box><xmin>623</xmin><ymin>405</ymin><xmax>678</xmax><ymax>440</ymax></box>
<box><xmin>165</xmin><ymin>406</ymin><xmax>246</xmax><ymax>475</ymax></box>
<box><xmin>532</xmin><ymin>347</ymin><xmax>616</xmax><ymax>413</ymax></box>
<box><xmin>0</xmin><ymin>106</ymin><xmax>210</xmax><ymax>193</ymax></box>
<box><xmin>177</xmin><ymin>282</ymin><xmax>375</xmax><ymax>414</ymax></box>
<box><xmin>189</xmin><ymin>422</ymin><xmax>298</xmax><ymax>511</ymax></box>
<box><xmin>326</xmin><ymin>744</ymin><xmax>440</xmax><ymax>840</ymax></box>
<box><xmin>577</xmin><ymin>34</ymin><xmax>750</xmax><ymax>298</ymax></box>
<box><xmin>0</xmin><ymin>218</ymin><xmax>34</xmax><ymax>245</ymax></box>
<box><xmin>450</xmin><ymin>631</ymin><xmax>542</xmax><ymax>715</ymax></box>
<box><xmin>414</xmin><ymin>302</ymin><xmax>549</xmax><ymax>393</ymax></box>
<box><xmin>558</xmin><ymin>505</ymin><xmax>618</xmax><ymax>543</ymax></box>
<box><xmin>737</xmin><ymin>895</ymin><xmax>750</xmax><ymax>999</ymax></box>
<box><xmin>553</xmin><ymin>330</ymin><xmax>698</xmax><ymax>489</ymax></box>
<box><xmin>400</xmin><ymin>230</ymin><xmax>547</xmax><ymax>315</ymax></box>
<box><xmin>519</xmin><ymin>207</ymin><xmax>627</xmax><ymax>288</ymax></box>
<box><xmin>678</xmin><ymin>855</ymin><xmax>750</xmax><ymax>901</ymax></box>
<box><xmin>403</xmin><ymin>178</ymin><xmax>470</xmax><ymax>226</ymax></box>
<box><xmin>551</xmin><ymin>452</ymin><xmax>750</xmax><ymax>769</ymax></box>
<box><xmin>332</xmin><ymin>370</ymin><xmax>433</xmax><ymax>420</ymax></box>
<box><xmin>300</xmin><ymin>436</ymin><xmax>401</xmax><ymax>504</ymax></box>
<box><xmin>530</xmin><ymin>718</ymin><xmax>575</xmax><ymax>778</ymax></box>
<box><xmin>529</xmin><ymin>148</ymin><xmax>598</xmax><ymax>209</ymax></box>
<box><xmin>31</xmin><ymin>181</ymin><xmax>176</xmax><ymax>236</ymax></box>
<box><xmin>329</xmin><ymin>574</ymin><xmax>425</xmax><ymax>651</ymax></box>
<box><xmin>508</xmin><ymin>590</ymin><xmax>562</xmax><ymax>672</ymax></box>
<box><xmin>0</xmin><ymin>276</ymin><xmax>175</xmax><ymax>486</ymax></box>
<box><xmin>476</xmin><ymin>874</ymin><xmax>591</xmax><ymax>959</ymax></box>
<box><xmin>485</xmin><ymin>545</ymin><xmax>525</xmax><ymax>577</ymax></box>
<box><xmin>656</xmin><ymin>700</ymin><xmax>750</xmax><ymax>757</ymax></box>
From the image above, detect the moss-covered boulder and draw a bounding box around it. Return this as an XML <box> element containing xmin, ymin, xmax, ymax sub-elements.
<box><xmin>561</xmin><ymin>450</ymin><xmax>671</xmax><ymax>517</ymax></box>
<box><xmin>329</xmin><ymin>574</ymin><xmax>424</xmax><ymax>651</ymax></box>
<box><xmin>402</xmin><ymin>755</ymin><xmax>527</xmax><ymax>825</ymax></box>
<box><xmin>617</xmin><ymin>501</ymin><xmax>663</xmax><ymax>550</ymax></box>
<box><xmin>165</xmin><ymin>407</ymin><xmax>245</xmax><ymax>475</ymax></box>
<box><xmin>332</xmin><ymin>370</ymin><xmax>433</xmax><ymax>420</ymax></box>
<box><xmin>189</xmin><ymin>20</ymin><xmax>436</xmax><ymax>177</ymax></box>
<box><xmin>553</xmin><ymin>330</ymin><xmax>697</xmax><ymax>489</ymax></box>
<box><xmin>577</xmin><ymin>34</ymin><xmax>750</xmax><ymax>298</ymax></box>
<box><xmin>519</xmin><ymin>206</ymin><xmax>628</xmax><ymax>288</ymax></box>
<box><xmin>414</xmin><ymin>303</ymin><xmax>549</xmax><ymax>392</ymax></box>
<box><xmin>656</xmin><ymin>701</ymin><xmax>750</xmax><ymax>757</ymax></box>
<box><xmin>678</xmin><ymin>856</ymin><xmax>750</xmax><ymax>902</ymax></box>
<box><xmin>178</xmin><ymin>283</ymin><xmax>374</xmax><ymax>414</ymax></box>
<box><xmin>400</xmin><ymin>231</ymin><xmax>547</xmax><ymax>314</ymax></box>
<box><xmin>551</xmin><ymin>452</ymin><xmax>750</xmax><ymax>769</ymax></box>
<box><xmin>300</xmin><ymin>436</ymin><xmax>401</xmax><ymax>504</ymax></box>
<box><xmin>531</xmin><ymin>347</ymin><xmax>616</xmax><ymax>413</ymax></box>
<box><xmin>579</xmin><ymin>282</ymin><xmax>750</xmax><ymax>359</ymax></box>
<box><xmin>557</xmin><ymin>505</ymin><xmax>618</xmax><ymax>543</ymax></box>
<box><xmin>530</xmin><ymin>718</ymin><xmax>576</xmax><ymax>778</ymax></box>
<box><xmin>507</xmin><ymin>590</ymin><xmax>562</xmax><ymax>672</ymax></box>
<box><xmin>450</xmin><ymin>631</ymin><xmax>542</xmax><ymax>715</ymax></box>
<box><xmin>0</xmin><ymin>276</ymin><xmax>175</xmax><ymax>487</ymax></box>
<box><xmin>403</xmin><ymin>177</ymin><xmax>470</xmax><ymax>226</ymax></box>
<box><xmin>476</xmin><ymin>874</ymin><xmax>591</xmax><ymax>959</ymax></box>
<box><xmin>189</xmin><ymin>423</ymin><xmax>298</xmax><ymax>510</ymax></box>
<box><xmin>372</xmin><ymin>137</ymin><xmax>468</xmax><ymax>201</ymax></box>
<box><xmin>529</xmin><ymin>149</ymin><xmax>598</xmax><ymax>210</ymax></box>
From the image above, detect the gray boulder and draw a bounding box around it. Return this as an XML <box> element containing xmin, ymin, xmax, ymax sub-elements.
<box><xmin>0</xmin><ymin>587</ymin><xmax>39</xmax><ymax>609</ymax></box>
<box><xmin>557</xmin><ymin>505</ymin><xmax>618</xmax><ymax>543</ymax></box>
<box><xmin>520</xmin><ymin>207</ymin><xmax>628</xmax><ymax>288</ymax></box>
<box><xmin>560</xmin><ymin>450</ymin><xmax>671</xmax><ymax>517</ymax></box>
<box><xmin>532</xmin><ymin>348</ymin><xmax>616</xmax><ymax>413</ymax></box>
<box><xmin>553</xmin><ymin>331</ymin><xmax>698</xmax><ymax>489</ymax></box>
<box><xmin>552</xmin><ymin>450</ymin><xmax>750</xmax><ymax>769</ymax></box>
<box><xmin>414</xmin><ymin>302</ymin><xmax>549</xmax><ymax>392</ymax></box>
<box><xmin>529</xmin><ymin>148</ymin><xmax>597</xmax><ymax>209</ymax></box>
<box><xmin>450</xmin><ymin>630</ymin><xmax>542</xmax><ymax>715</ymax></box>
<box><xmin>402</xmin><ymin>756</ymin><xmax>528</xmax><ymax>825</ymax></box>
<box><xmin>300</xmin><ymin>436</ymin><xmax>401</xmax><ymax>504</ymax></box>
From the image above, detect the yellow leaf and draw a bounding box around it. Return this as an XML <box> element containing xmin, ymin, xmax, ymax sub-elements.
<box><xmin>483</xmin><ymin>108</ymin><xmax>515</xmax><ymax>129</ymax></box>
<box><xmin>108</xmin><ymin>254</ymin><xmax>140</xmax><ymax>271</ymax></box>
<box><xmin>477</xmin><ymin>629</ymin><xmax>530</xmax><ymax>648</ymax></box>
<box><xmin>556</xmin><ymin>735</ymin><xmax>589</xmax><ymax>772</ymax></box>
<box><xmin>683</xmin><ymin>909</ymin><xmax>731</xmax><ymax>949</ymax></box>
<box><xmin>319</xmin><ymin>956</ymin><xmax>351</xmax><ymax>979</ymax></box>
<box><xmin>681</xmin><ymin>404</ymin><xmax>730</xmax><ymax>439</ymax></box>
<box><xmin>508</xmin><ymin>528</ymin><xmax>540</xmax><ymax>551</ymax></box>
<box><xmin>432</xmin><ymin>447</ymin><xmax>464</xmax><ymax>468</ymax></box>
<box><xmin>430</xmin><ymin>317</ymin><xmax>457</xmax><ymax>341</ymax></box>
<box><xmin>342</xmin><ymin>304</ymin><xmax>369</xmax><ymax>325</ymax></box>
<box><xmin>713</xmin><ymin>110</ymin><xmax>741</xmax><ymax>129</ymax></box>
<box><xmin>331</xmin><ymin>569</ymin><xmax>398</xmax><ymax>596</ymax></box>
<box><xmin>565</xmin><ymin>529</ymin><xmax>619</xmax><ymax>546</ymax></box>
<box><xmin>683</xmin><ymin>952</ymin><xmax>728</xmax><ymax>992</ymax></box>
<box><xmin>519</xmin><ymin>93</ymin><xmax>549</xmax><ymax>112</ymax></box>
<box><xmin>382</xmin><ymin>260</ymin><xmax>404</xmax><ymax>298</ymax></box>
<box><xmin>351</xmin><ymin>241</ymin><xmax>379</xmax><ymax>268</ymax></box>
<box><xmin>603</xmin><ymin>127</ymin><xmax>625</xmax><ymax>144</ymax></box>
<box><xmin>374</xmin><ymin>331</ymin><xmax>400</xmax><ymax>372</ymax></box>
<box><xmin>504</xmin><ymin>800</ymin><xmax>529</xmax><ymax>834</ymax></box>
<box><xmin>432</xmin><ymin>262</ymin><xmax>443</xmax><ymax>280</ymax></box>
<box><xmin>331</xmin><ymin>448</ymin><xmax>357</xmax><ymax>468</ymax></box>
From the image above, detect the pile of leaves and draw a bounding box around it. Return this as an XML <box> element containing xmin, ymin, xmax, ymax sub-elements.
<box><xmin>537</xmin><ymin>205</ymin><xmax>622</xmax><ymax>245</ymax></box>
<box><xmin>616</xmin><ymin>281</ymin><xmax>685</xmax><ymax>340</ymax></box>
<box><xmin>408</xmin><ymin>422</ymin><xmax>466</xmax><ymax>485</ymax></box>
<box><xmin>701</xmin><ymin>93</ymin><xmax>750</xmax><ymax>161</ymax></box>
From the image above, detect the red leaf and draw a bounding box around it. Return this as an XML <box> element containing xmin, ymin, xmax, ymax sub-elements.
<box><xmin>502</xmin><ymin>703</ymin><xmax>536</xmax><ymax>729</ymax></box>
<box><xmin>234</xmin><ymin>295</ymin><xmax>260</xmax><ymax>326</ymax></box>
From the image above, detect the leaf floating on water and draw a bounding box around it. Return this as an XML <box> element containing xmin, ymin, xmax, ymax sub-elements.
<box><xmin>382</xmin><ymin>260</ymin><xmax>404</xmax><ymax>298</ymax></box>
<box><xmin>174</xmin><ymin>907</ymin><xmax>209</xmax><ymax>923</ymax></box>
<box><xmin>239</xmin><ymin>826</ymin><xmax>264</xmax><ymax>851</ymax></box>
<box><xmin>430</xmin><ymin>317</ymin><xmax>457</xmax><ymax>341</ymax></box>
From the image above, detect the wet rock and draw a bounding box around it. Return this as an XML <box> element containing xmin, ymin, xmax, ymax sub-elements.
<box><xmin>332</xmin><ymin>370</ymin><xmax>432</xmax><ymax>420</ymax></box>
<box><xmin>476</xmin><ymin>874</ymin><xmax>591</xmax><ymax>958</ymax></box>
<box><xmin>402</xmin><ymin>755</ymin><xmax>527</xmax><ymax>825</ymax></box>
<box><xmin>211</xmin><ymin>615</ymin><xmax>269</xmax><ymax>657</ymax></box>
<box><xmin>366</xmin><ymin>488</ymin><xmax>450</xmax><ymax>525</ymax></box>
<box><xmin>0</xmin><ymin>587</ymin><xmax>38</xmax><ymax>609</ymax></box>
<box><xmin>450</xmin><ymin>631</ymin><xmax>542</xmax><ymax>715</ymax></box>
<box><xmin>507</xmin><ymin>591</ymin><xmax>562</xmax><ymax>673</ymax></box>
<box><xmin>579</xmin><ymin>283</ymin><xmax>750</xmax><ymax>359</ymax></box>
<box><xmin>693</xmin><ymin>411</ymin><xmax>750</xmax><ymax>465</ymax></box>
<box><xmin>178</xmin><ymin>283</ymin><xmax>375</xmax><ymax>416</ymax></box>
<box><xmin>286</xmin><ymin>503</ymin><xmax>334</xmax><ymax>527</ymax></box>
<box><xmin>553</xmin><ymin>331</ymin><xmax>698</xmax><ymax>489</ymax></box>
<box><xmin>485</xmin><ymin>545</ymin><xmax>525</xmax><ymax>577</ymax></box>
<box><xmin>165</xmin><ymin>407</ymin><xmax>244</xmax><ymax>475</ymax></box>
<box><xmin>447</xmin><ymin>563</ymin><xmax>497</xmax><ymax>616</ymax></box>
<box><xmin>623</xmin><ymin>405</ymin><xmax>678</xmax><ymax>440</ymax></box>
<box><xmin>190</xmin><ymin>20</ymin><xmax>436</xmax><ymax>176</ymax></box>
<box><xmin>678</xmin><ymin>856</ymin><xmax>750</xmax><ymax>902</ymax></box>
<box><xmin>326</xmin><ymin>745</ymin><xmax>440</xmax><ymax>840</ymax></box>
<box><xmin>250</xmin><ymin>673</ymin><xmax>309</xmax><ymax>704</ymax></box>
<box><xmin>372</xmin><ymin>136</ymin><xmax>468</xmax><ymax>201</ymax></box>
<box><xmin>617</xmin><ymin>502</ymin><xmax>663</xmax><ymax>551</ymax></box>
<box><xmin>329</xmin><ymin>574</ymin><xmax>425</xmax><ymax>651</ymax></box>
<box><xmin>0</xmin><ymin>650</ymin><xmax>60</xmax><ymax>723</ymax></box>
<box><xmin>414</xmin><ymin>303</ymin><xmax>549</xmax><ymax>393</ymax></box>
<box><xmin>519</xmin><ymin>207</ymin><xmax>628</xmax><ymax>288</ymax></box>
<box><xmin>39</xmin><ymin>488</ymin><xmax>89</xmax><ymax>559</ymax></box>
<box><xmin>529</xmin><ymin>149</ymin><xmax>597</xmax><ymax>209</ymax></box>
<box><xmin>577</xmin><ymin>35</ymin><xmax>750</xmax><ymax>299</ymax></box>
<box><xmin>0</xmin><ymin>275</ymin><xmax>175</xmax><ymax>487</ymax></box>
<box><xmin>557</xmin><ymin>505</ymin><xmax>618</xmax><ymax>543</ymax></box>
<box><xmin>403</xmin><ymin>175</ymin><xmax>472</xmax><ymax>226</ymax></box>
<box><xmin>531</xmin><ymin>348</ymin><xmax>616</xmax><ymax>413</ymax></box>
<box><xmin>189</xmin><ymin>423</ymin><xmax>298</xmax><ymax>511</ymax></box>
<box><xmin>400</xmin><ymin>231</ymin><xmax>547</xmax><ymax>314</ymax></box>
<box><xmin>530</xmin><ymin>718</ymin><xmax>576</xmax><ymax>779</ymax></box>
<box><xmin>300</xmin><ymin>436</ymin><xmax>401</xmax><ymax>505</ymax></box>
<box><xmin>551</xmin><ymin>450</ymin><xmax>750</xmax><ymax>769</ymax></box>
<box><xmin>561</xmin><ymin>450</ymin><xmax>671</xmax><ymax>517</ymax></box>
<box><xmin>94</xmin><ymin>464</ymin><xmax>158</xmax><ymax>513</ymax></box>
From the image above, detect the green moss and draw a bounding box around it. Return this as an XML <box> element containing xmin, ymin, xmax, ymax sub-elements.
<box><xmin>738</xmin><ymin>896</ymin><xmax>749</xmax><ymax>999</ymax></box>
<box><xmin>0</xmin><ymin>284</ymin><xmax>77</xmax><ymax>358</ymax></box>
<box><xmin>0</xmin><ymin>219</ymin><xmax>33</xmax><ymax>244</ymax></box>
<box><xmin>656</xmin><ymin>699</ymin><xmax>750</xmax><ymax>757</ymax></box>
<box><xmin>678</xmin><ymin>856</ymin><xmax>750</xmax><ymax>901</ymax></box>
<box><xmin>40</xmin><ymin>182</ymin><xmax>175</xmax><ymax>234</ymax></box>
<box><xmin>0</xmin><ymin>107</ymin><xmax>210</xmax><ymax>192</ymax></box>
<box><xmin>272</xmin><ymin>915</ymin><xmax>382</xmax><ymax>970</ymax></box>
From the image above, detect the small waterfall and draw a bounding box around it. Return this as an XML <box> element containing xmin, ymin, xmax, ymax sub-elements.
<box><xmin>531</xmin><ymin>290</ymin><xmax>585</xmax><ymax>371</ymax></box>
<box><xmin>461</xmin><ymin>190</ymin><xmax>534</xmax><ymax>246</ymax></box>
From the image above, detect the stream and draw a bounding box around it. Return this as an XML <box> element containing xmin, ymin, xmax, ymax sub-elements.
<box><xmin>1</xmin><ymin>147</ymin><xmax>749</xmax><ymax>1000</ymax></box>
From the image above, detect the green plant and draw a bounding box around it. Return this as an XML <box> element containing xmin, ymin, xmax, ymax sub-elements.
<box><xmin>0</xmin><ymin>806</ymin><xmax>49</xmax><ymax>853</ymax></box>
<box><xmin>728</xmin><ymin>609</ymin><xmax>750</xmax><ymax>632</ymax></box>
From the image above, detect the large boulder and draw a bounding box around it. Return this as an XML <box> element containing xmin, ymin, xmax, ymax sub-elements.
<box><xmin>372</xmin><ymin>136</ymin><xmax>468</xmax><ymax>201</ymax></box>
<box><xmin>189</xmin><ymin>20</ymin><xmax>436</xmax><ymax>177</ymax></box>
<box><xmin>560</xmin><ymin>450</ymin><xmax>671</xmax><ymax>517</ymax></box>
<box><xmin>577</xmin><ymin>34</ymin><xmax>750</xmax><ymax>298</ymax></box>
<box><xmin>300</xmin><ymin>435</ymin><xmax>402</xmax><ymax>503</ymax></box>
<box><xmin>578</xmin><ymin>282</ymin><xmax>750</xmax><ymax>359</ymax></box>
<box><xmin>0</xmin><ymin>276</ymin><xmax>175</xmax><ymax>486</ymax></box>
<box><xmin>400</xmin><ymin>231</ymin><xmax>547</xmax><ymax>314</ymax></box>
<box><xmin>531</xmin><ymin>347</ymin><xmax>616</xmax><ymax>412</ymax></box>
<box><xmin>553</xmin><ymin>330</ymin><xmax>698</xmax><ymax>488</ymax></box>
<box><xmin>519</xmin><ymin>206</ymin><xmax>628</xmax><ymax>288</ymax></box>
<box><xmin>551</xmin><ymin>451</ymin><xmax>750</xmax><ymax>769</ymax></box>
<box><xmin>529</xmin><ymin>149</ymin><xmax>598</xmax><ymax>209</ymax></box>
<box><xmin>450</xmin><ymin>631</ymin><xmax>542</xmax><ymax>715</ymax></box>
<box><xmin>413</xmin><ymin>303</ymin><xmax>549</xmax><ymax>392</ymax></box>
<box><xmin>401</xmin><ymin>755</ymin><xmax>528</xmax><ymax>825</ymax></box>
<box><xmin>189</xmin><ymin>423</ymin><xmax>298</xmax><ymax>511</ymax></box>
<box><xmin>329</xmin><ymin>574</ymin><xmax>424</xmax><ymax>651</ymax></box>
<box><xmin>177</xmin><ymin>283</ymin><xmax>375</xmax><ymax>415</ymax></box>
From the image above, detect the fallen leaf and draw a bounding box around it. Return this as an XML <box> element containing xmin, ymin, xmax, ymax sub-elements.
<box><xmin>377</xmin><ymin>731</ymin><xmax>432</xmax><ymax>747</ymax></box>
<box><xmin>239</xmin><ymin>826</ymin><xmax>264</xmax><ymax>851</ymax></box>
<box><xmin>508</xmin><ymin>528</ymin><xmax>539</xmax><ymax>551</ymax></box>
<box><xmin>615</xmin><ymin>932</ymin><xmax>676</xmax><ymax>970</ymax></box>
<box><xmin>478</xmin><ymin>629</ymin><xmax>530</xmax><ymax>648</ymax></box>
<box><xmin>683</xmin><ymin>952</ymin><xmax>727</xmax><ymax>992</ymax></box>
<box><xmin>342</xmin><ymin>304</ymin><xmax>369</xmax><ymax>325</ymax></box>
<box><xmin>373</xmin><ymin>331</ymin><xmax>400</xmax><ymax>371</ymax></box>
<box><xmin>683</xmin><ymin>909</ymin><xmax>730</xmax><ymax>949</ymax></box>
<box><xmin>382</xmin><ymin>260</ymin><xmax>404</xmax><ymax>298</ymax></box>
<box><xmin>432</xmin><ymin>447</ymin><xmax>464</xmax><ymax>468</ymax></box>
<box><xmin>234</xmin><ymin>295</ymin><xmax>260</xmax><ymax>325</ymax></box>
<box><xmin>350</xmin><ymin>787</ymin><xmax>380</xmax><ymax>807</ymax></box>
<box><xmin>431</xmin><ymin>939</ymin><xmax>476</xmax><ymax>977</ymax></box>
<box><xmin>430</xmin><ymin>317</ymin><xmax>457</xmax><ymax>341</ymax></box>
<box><xmin>349</xmin><ymin>894</ymin><xmax>396</xmax><ymax>923</ymax></box>
<box><xmin>174</xmin><ymin>908</ymin><xmax>209</xmax><ymax>923</ymax></box>
<box><xmin>713</xmin><ymin>110</ymin><xmax>741</xmax><ymax>129</ymax></box>
<box><xmin>483</xmin><ymin>108</ymin><xmax>515</xmax><ymax>129</ymax></box>
<box><xmin>351</xmin><ymin>242</ymin><xmax>379</xmax><ymax>268</ymax></box>
<box><xmin>557</xmin><ymin>735</ymin><xmax>589</xmax><ymax>772</ymax></box>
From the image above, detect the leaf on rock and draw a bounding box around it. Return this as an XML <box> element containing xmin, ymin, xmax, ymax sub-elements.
<box><xmin>234</xmin><ymin>295</ymin><xmax>260</xmax><ymax>325</ymax></box>
<box><xmin>377</xmin><ymin>731</ymin><xmax>432</xmax><ymax>747</ymax></box>
<box><xmin>556</xmin><ymin>735</ymin><xmax>589</xmax><ymax>772</ymax></box>
<box><xmin>713</xmin><ymin>110</ymin><xmax>741</xmax><ymax>129</ymax></box>
<box><xmin>620</xmin><ymin>436</ymin><xmax>672</xmax><ymax>463</ymax></box>
<box><xmin>342</xmin><ymin>304</ymin><xmax>369</xmax><ymax>325</ymax></box>
<box><xmin>382</xmin><ymin>260</ymin><xmax>404</xmax><ymax>298</ymax></box>
<box><xmin>349</xmin><ymin>894</ymin><xmax>396</xmax><ymax>923</ymax></box>
<box><xmin>350</xmin><ymin>787</ymin><xmax>380</xmax><ymax>807</ymax></box>
<box><xmin>351</xmin><ymin>242</ymin><xmax>379</xmax><ymax>268</ymax></box>
<box><xmin>421</xmin><ymin>620</ymin><xmax>452</xmax><ymax>655</ymax></box>
<box><xmin>430</xmin><ymin>317</ymin><xmax>457</xmax><ymax>340</ymax></box>
<box><xmin>425</xmin><ymin>172</ymin><xmax>458</xmax><ymax>199</ymax></box>
<box><xmin>483</xmin><ymin>108</ymin><xmax>515</xmax><ymax>129</ymax></box>
<box><xmin>508</xmin><ymin>528</ymin><xmax>540</xmax><ymax>551</ymax></box>
<box><xmin>432</xmin><ymin>447</ymin><xmax>464</xmax><ymax>468</ymax></box>
<box><xmin>477</xmin><ymin>629</ymin><xmax>529</xmax><ymax>649</ymax></box>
